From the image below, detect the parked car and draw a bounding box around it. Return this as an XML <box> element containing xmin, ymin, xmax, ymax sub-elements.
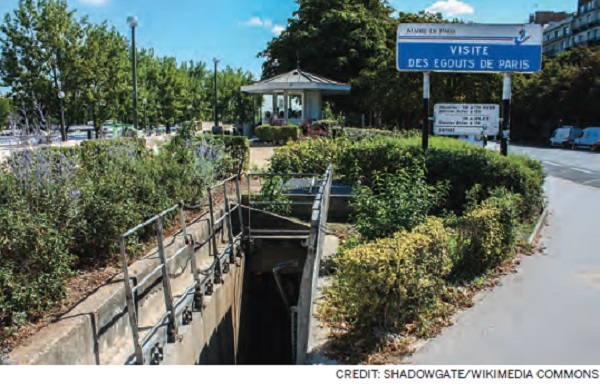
<box><xmin>573</xmin><ymin>127</ymin><xmax>600</xmax><ymax>149</ymax></box>
<box><xmin>549</xmin><ymin>126</ymin><xmax>583</xmax><ymax>148</ymax></box>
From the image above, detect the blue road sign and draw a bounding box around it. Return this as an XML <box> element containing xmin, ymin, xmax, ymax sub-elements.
<box><xmin>397</xmin><ymin>24</ymin><xmax>543</xmax><ymax>73</ymax></box>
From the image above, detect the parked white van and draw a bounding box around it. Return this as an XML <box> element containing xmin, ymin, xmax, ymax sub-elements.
<box><xmin>573</xmin><ymin>127</ymin><xmax>600</xmax><ymax>150</ymax></box>
<box><xmin>549</xmin><ymin>126</ymin><xmax>583</xmax><ymax>148</ymax></box>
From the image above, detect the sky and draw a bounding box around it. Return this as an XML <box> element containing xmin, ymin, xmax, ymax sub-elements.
<box><xmin>0</xmin><ymin>0</ymin><xmax>578</xmax><ymax>80</ymax></box>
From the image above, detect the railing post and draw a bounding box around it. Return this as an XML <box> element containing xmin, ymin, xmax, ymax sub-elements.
<box><xmin>223</xmin><ymin>183</ymin><xmax>236</xmax><ymax>264</ymax></box>
<box><xmin>207</xmin><ymin>186</ymin><xmax>224</xmax><ymax>284</ymax></box>
<box><xmin>156</xmin><ymin>217</ymin><xmax>179</xmax><ymax>343</ymax></box>
<box><xmin>119</xmin><ymin>236</ymin><xmax>144</xmax><ymax>364</ymax></box>
<box><xmin>180</xmin><ymin>203</ymin><xmax>203</xmax><ymax>313</ymax></box>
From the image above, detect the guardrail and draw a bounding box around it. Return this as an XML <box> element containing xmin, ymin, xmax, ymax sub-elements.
<box><xmin>119</xmin><ymin>175</ymin><xmax>244</xmax><ymax>365</ymax></box>
<box><xmin>294</xmin><ymin>165</ymin><xmax>334</xmax><ymax>365</ymax></box>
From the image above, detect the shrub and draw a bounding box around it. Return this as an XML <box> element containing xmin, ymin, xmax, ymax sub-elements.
<box><xmin>269</xmin><ymin>138</ymin><xmax>340</xmax><ymax>176</ymax></box>
<box><xmin>0</xmin><ymin>207</ymin><xmax>75</xmax><ymax>332</ymax></box>
<box><xmin>203</xmin><ymin>134</ymin><xmax>249</xmax><ymax>175</ymax></box>
<box><xmin>325</xmin><ymin>219</ymin><xmax>451</xmax><ymax>330</ymax></box>
<box><xmin>0</xmin><ymin>148</ymin><xmax>80</xmax><ymax>331</ymax></box>
<box><xmin>269</xmin><ymin>135</ymin><xmax>544</xmax><ymax>220</ymax></box>
<box><xmin>351</xmin><ymin>168</ymin><xmax>448</xmax><ymax>241</ymax></box>
<box><xmin>452</xmin><ymin>190</ymin><xmax>521</xmax><ymax>277</ymax></box>
<box><xmin>255</xmin><ymin>125</ymin><xmax>300</xmax><ymax>143</ymax></box>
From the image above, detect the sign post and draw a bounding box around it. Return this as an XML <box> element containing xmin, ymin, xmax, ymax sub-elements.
<box><xmin>423</xmin><ymin>72</ymin><xmax>430</xmax><ymax>151</ymax></box>
<box><xmin>397</xmin><ymin>23</ymin><xmax>543</xmax><ymax>154</ymax></box>
<box><xmin>501</xmin><ymin>73</ymin><xmax>512</xmax><ymax>156</ymax></box>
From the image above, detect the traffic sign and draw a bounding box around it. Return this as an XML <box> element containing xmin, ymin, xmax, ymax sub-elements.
<box><xmin>434</xmin><ymin>104</ymin><xmax>500</xmax><ymax>136</ymax></box>
<box><xmin>397</xmin><ymin>24</ymin><xmax>543</xmax><ymax>73</ymax></box>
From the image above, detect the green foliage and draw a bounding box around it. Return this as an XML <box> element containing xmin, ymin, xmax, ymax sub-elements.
<box><xmin>270</xmin><ymin>136</ymin><xmax>544</xmax><ymax>221</ymax></box>
<box><xmin>269</xmin><ymin>138</ymin><xmax>340</xmax><ymax>176</ymax></box>
<box><xmin>251</xmin><ymin>177</ymin><xmax>292</xmax><ymax>216</ymax></box>
<box><xmin>452</xmin><ymin>191</ymin><xmax>521</xmax><ymax>277</ymax></box>
<box><xmin>202</xmin><ymin>134</ymin><xmax>250</xmax><ymax>175</ymax></box>
<box><xmin>324</xmin><ymin>218</ymin><xmax>451</xmax><ymax>331</ymax></box>
<box><xmin>512</xmin><ymin>46</ymin><xmax>600</xmax><ymax>142</ymax></box>
<box><xmin>0</xmin><ymin>207</ymin><xmax>75</xmax><ymax>332</ymax></box>
<box><xmin>0</xmin><ymin>0</ymin><xmax>258</xmax><ymax>132</ymax></box>
<box><xmin>0</xmin><ymin>97</ymin><xmax>11</xmax><ymax>127</ymax></box>
<box><xmin>255</xmin><ymin>125</ymin><xmax>300</xmax><ymax>143</ymax></box>
<box><xmin>351</xmin><ymin>168</ymin><xmax>448</xmax><ymax>241</ymax></box>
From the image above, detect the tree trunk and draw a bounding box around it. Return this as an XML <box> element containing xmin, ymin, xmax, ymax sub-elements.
<box><xmin>93</xmin><ymin>107</ymin><xmax>99</xmax><ymax>139</ymax></box>
<box><xmin>166</xmin><ymin>121</ymin><xmax>171</xmax><ymax>134</ymax></box>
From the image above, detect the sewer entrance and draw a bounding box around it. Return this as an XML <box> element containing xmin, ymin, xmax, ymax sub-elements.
<box><xmin>237</xmin><ymin>269</ymin><xmax>300</xmax><ymax>365</ymax></box>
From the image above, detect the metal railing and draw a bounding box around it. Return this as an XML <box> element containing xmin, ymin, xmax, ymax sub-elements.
<box><xmin>294</xmin><ymin>165</ymin><xmax>334</xmax><ymax>365</ymax></box>
<box><xmin>246</xmin><ymin>172</ymin><xmax>321</xmax><ymax>239</ymax></box>
<box><xmin>119</xmin><ymin>175</ymin><xmax>244</xmax><ymax>365</ymax></box>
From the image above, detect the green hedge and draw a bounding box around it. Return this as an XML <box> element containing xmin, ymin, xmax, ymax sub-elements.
<box><xmin>323</xmin><ymin>218</ymin><xmax>451</xmax><ymax>330</ymax></box>
<box><xmin>269</xmin><ymin>136</ymin><xmax>544</xmax><ymax>220</ymax></box>
<box><xmin>255</xmin><ymin>125</ymin><xmax>300</xmax><ymax>143</ymax></box>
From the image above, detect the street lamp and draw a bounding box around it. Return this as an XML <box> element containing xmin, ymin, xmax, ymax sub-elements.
<box><xmin>213</xmin><ymin>58</ymin><xmax>219</xmax><ymax>132</ymax></box>
<box><xmin>57</xmin><ymin>90</ymin><xmax>66</xmax><ymax>141</ymax></box>
<box><xmin>127</xmin><ymin>16</ymin><xmax>139</xmax><ymax>130</ymax></box>
<box><xmin>51</xmin><ymin>52</ymin><xmax>67</xmax><ymax>141</ymax></box>
<box><xmin>143</xmin><ymin>98</ymin><xmax>148</xmax><ymax>135</ymax></box>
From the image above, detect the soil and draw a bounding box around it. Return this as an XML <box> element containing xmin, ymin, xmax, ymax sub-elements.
<box><xmin>250</xmin><ymin>145</ymin><xmax>276</xmax><ymax>170</ymax></box>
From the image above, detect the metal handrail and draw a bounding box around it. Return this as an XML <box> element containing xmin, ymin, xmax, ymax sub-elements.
<box><xmin>120</xmin><ymin>174</ymin><xmax>245</xmax><ymax>365</ymax></box>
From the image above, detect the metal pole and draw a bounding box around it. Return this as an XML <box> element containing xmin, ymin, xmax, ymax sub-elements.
<box><xmin>59</xmin><ymin>99</ymin><xmax>66</xmax><ymax>142</ymax></box>
<box><xmin>214</xmin><ymin>59</ymin><xmax>219</xmax><ymax>130</ymax></box>
<box><xmin>119</xmin><ymin>237</ymin><xmax>144</xmax><ymax>364</ymax></box>
<box><xmin>131</xmin><ymin>26</ymin><xmax>139</xmax><ymax>130</ymax></box>
<box><xmin>501</xmin><ymin>73</ymin><xmax>511</xmax><ymax>156</ymax></box>
<box><xmin>422</xmin><ymin>72</ymin><xmax>430</xmax><ymax>152</ymax></box>
<box><xmin>144</xmin><ymin>103</ymin><xmax>147</xmax><ymax>134</ymax></box>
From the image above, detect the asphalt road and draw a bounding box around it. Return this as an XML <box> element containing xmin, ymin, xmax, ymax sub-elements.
<box><xmin>508</xmin><ymin>144</ymin><xmax>600</xmax><ymax>189</ymax></box>
<box><xmin>405</xmin><ymin>143</ymin><xmax>600</xmax><ymax>364</ymax></box>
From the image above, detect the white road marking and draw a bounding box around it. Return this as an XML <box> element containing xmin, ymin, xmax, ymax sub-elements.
<box><xmin>582</xmin><ymin>178</ymin><xmax>600</xmax><ymax>185</ymax></box>
<box><xmin>543</xmin><ymin>161</ymin><xmax>564</xmax><ymax>167</ymax></box>
<box><xmin>570</xmin><ymin>167</ymin><xmax>593</xmax><ymax>174</ymax></box>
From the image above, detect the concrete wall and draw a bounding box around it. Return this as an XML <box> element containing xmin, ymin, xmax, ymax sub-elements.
<box><xmin>8</xmin><ymin>209</ymin><xmax>243</xmax><ymax>365</ymax></box>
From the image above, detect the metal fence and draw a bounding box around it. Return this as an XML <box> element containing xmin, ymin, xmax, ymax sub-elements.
<box><xmin>119</xmin><ymin>175</ymin><xmax>244</xmax><ymax>365</ymax></box>
<box><xmin>294</xmin><ymin>165</ymin><xmax>334</xmax><ymax>365</ymax></box>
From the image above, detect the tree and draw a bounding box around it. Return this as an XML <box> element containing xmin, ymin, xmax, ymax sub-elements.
<box><xmin>0</xmin><ymin>95</ymin><xmax>12</xmax><ymax>128</ymax></box>
<box><xmin>79</xmin><ymin>22</ymin><xmax>130</xmax><ymax>137</ymax></box>
<box><xmin>0</xmin><ymin>0</ymin><xmax>86</xmax><ymax>138</ymax></box>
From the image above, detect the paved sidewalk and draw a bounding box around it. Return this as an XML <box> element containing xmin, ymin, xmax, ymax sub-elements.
<box><xmin>405</xmin><ymin>176</ymin><xmax>600</xmax><ymax>364</ymax></box>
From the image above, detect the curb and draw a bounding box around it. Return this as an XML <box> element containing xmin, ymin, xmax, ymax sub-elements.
<box><xmin>528</xmin><ymin>206</ymin><xmax>549</xmax><ymax>246</ymax></box>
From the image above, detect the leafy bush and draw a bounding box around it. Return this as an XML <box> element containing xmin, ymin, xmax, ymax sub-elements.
<box><xmin>203</xmin><ymin>134</ymin><xmax>249</xmax><ymax>175</ymax></box>
<box><xmin>351</xmin><ymin>168</ymin><xmax>448</xmax><ymax>241</ymax></box>
<box><xmin>324</xmin><ymin>218</ymin><xmax>451</xmax><ymax>330</ymax></box>
<box><xmin>269</xmin><ymin>136</ymin><xmax>544</xmax><ymax>220</ymax></box>
<box><xmin>255</xmin><ymin>125</ymin><xmax>300</xmax><ymax>143</ymax></box>
<box><xmin>251</xmin><ymin>176</ymin><xmax>292</xmax><ymax>216</ymax></box>
<box><xmin>452</xmin><ymin>191</ymin><xmax>521</xmax><ymax>277</ymax></box>
<box><xmin>0</xmin><ymin>148</ymin><xmax>80</xmax><ymax>331</ymax></box>
<box><xmin>269</xmin><ymin>138</ymin><xmax>341</xmax><ymax>176</ymax></box>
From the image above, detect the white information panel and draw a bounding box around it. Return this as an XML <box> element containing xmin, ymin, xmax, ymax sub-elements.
<box><xmin>434</xmin><ymin>104</ymin><xmax>500</xmax><ymax>136</ymax></box>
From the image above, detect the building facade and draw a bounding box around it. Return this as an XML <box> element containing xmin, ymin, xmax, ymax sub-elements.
<box><xmin>542</xmin><ymin>0</ymin><xmax>600</xmax><ymax>57</ymax></box>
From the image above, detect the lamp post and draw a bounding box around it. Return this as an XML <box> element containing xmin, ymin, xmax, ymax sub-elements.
<box><xmin>57</xmin><ymin>90</ymin><xmax>66</xmax><ymax>141</ymax></box>
<box><xmin>98</xmin><ymin>99</ymin><xmax>107</xmax><ymax>138</ymax></box>
<box><xmin>127</xmin><ymin>16</ymin><xmax>139</xmax><ymax>130</ymax></box>
<box><xmin>51</xmin><ymin>52</ymin><xmax>67</xmax><ymax>141</ymax></box>
<box><xmin>143</xmin><ymin>98</ymin><xmax>148</xmax><ymax>135</ymax></box>
<box><xmin>213</xmin><ymin>58</ymin><xmax>219</xmax><ymax>132</ymax></box>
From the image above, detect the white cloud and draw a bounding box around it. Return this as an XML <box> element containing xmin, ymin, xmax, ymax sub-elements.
<box><xmin>264</xmin><ymin>19</ymin><xmax>273</xmax><ymax>28</ymax></box>
<box><xmin>272</xmin><ymin>25</ymin><xmax>285</xmax><ymax>35</ymax></box>
<box><xmin>244</xmin><ymin>17</ymin><xmax>264</xmax><ymax>27</ymax></box>
<box><xmin>77</xmin><ymin>0</ymin><xmax>108</xmax><ymax>6</ymax></box>
<box><xmin>425</xmin><ymin>0</ymin><xmax>474</xmax><ymax>16</ymax></box>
